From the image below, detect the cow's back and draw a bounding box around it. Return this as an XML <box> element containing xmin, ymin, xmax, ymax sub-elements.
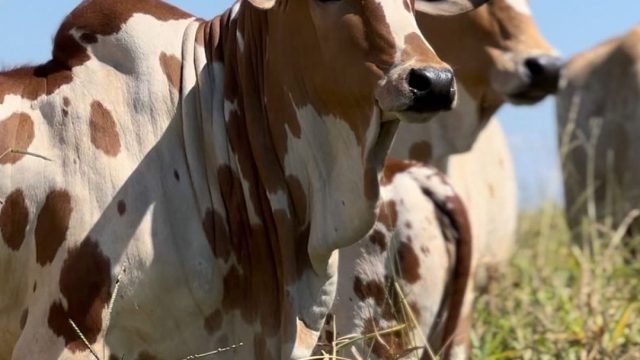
<box><xmin>558</xmin><ymin>25</ymin><xmax>640</xmax><ymax>240</ymax></box>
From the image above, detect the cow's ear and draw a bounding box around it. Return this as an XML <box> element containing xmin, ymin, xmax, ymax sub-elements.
<box><xmin>247</xmin><ymin>0</ymin><xmax>277</xmax><ymax>10</ymax></box>
<box><xmin>415</xmin><ymin>0</ymin><xmax>489</xmax><ymax>16</ymax></box>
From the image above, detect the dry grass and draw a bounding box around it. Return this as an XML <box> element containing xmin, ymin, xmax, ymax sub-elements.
<box><xmin>471</xmin><ymin>204</ymin><xmax>640</xmax><ymax>360</ymax></box>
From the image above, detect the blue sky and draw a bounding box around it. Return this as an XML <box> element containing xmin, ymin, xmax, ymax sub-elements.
<box><xmin>0</xmin><ymin>1</ymin><xmax>638</xmax><ymax>208</ymax></box>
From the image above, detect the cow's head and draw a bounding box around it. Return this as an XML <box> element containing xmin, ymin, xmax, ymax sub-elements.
<box><xmin>416</xmin><ymin>0</ymin><xmax>562</xmax><ymax>118</ymax></box>
<box><xmin>254</xmin><ymin>0</ymin><xmax>488</xmax><ymax>125</ymax></box>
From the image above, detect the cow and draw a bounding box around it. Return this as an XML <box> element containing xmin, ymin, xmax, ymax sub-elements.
<box><xmin>557</xmin><ymin>25</ymin><xmax>640</xmax><ymax>251</ymax></box>
<box><xmin>0</xmin><ymin>0</ymin><xmax>491</xmax><ymax>359</ymax></box>
<box><xmin>395</xmin><ymin>0</ymin><xmax>562</xmax><ymax>289</ymax></box>
<box><xmin>318</xmin><ymin>1</ymin><xmax>561</xmax><ymax>359</ymax></box>
<box><xmin>392</xmin><ymin>0</ymin><xmax>562</xmax><ymax>290</ymax></box>
<box><xmin>318</xmin><ymin>159</ymin><xmax>472</xmax><ymax>360</ymax></box>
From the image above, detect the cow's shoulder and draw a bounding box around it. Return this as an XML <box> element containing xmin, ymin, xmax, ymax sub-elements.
<box><xmin>0</xmin><ymin>0</ymin><xmax>193</xmax><ymax>106</ymax></box>
<box><xmin>52</xmin><ymin>0</ymin><xmax>194</xmax><ymax>65</ymax></box>
<box><xmin>54</xmin><ymin>0</ymin><xmax>194</xmax><ymax>45</ymax></box>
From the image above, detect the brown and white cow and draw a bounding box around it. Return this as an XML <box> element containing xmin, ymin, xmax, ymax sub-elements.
<box><xmin>394</xmin><ymin>0</ymin><xmax>562</xmax><ymax>290</ymax></box>
<box><xmin>319</xmin><ymin>159</ymin><xmax>472</xmax><ymax>360</ymax></box>
<box><xmin>0</xmin><ymin>0</ymin><xmax>490</xmax><ymax>359</ymax></box>
<box><xmin>320</xmin><ymin>1</ymin><xmax>561</xmax><ymax>359</ymax></box>
<box><xmin>397</xmin><ymin>0</ymin><xmax>561</xmax><ymax>289</ymax></box>
<box><xmin>558</xmin><ymin>25</ymin><xmax>640</xmax><ymax>248</ymax></box>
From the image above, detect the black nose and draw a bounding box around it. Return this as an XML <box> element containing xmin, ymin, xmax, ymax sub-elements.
<box><xmin>406</xmin><ymin>67</ymin><xmax>456</xmax><ymax>113</ymax></box>
<box><xmin>524</xmin><ymin>55</ymin><xmax>563</xmax><ymax>93</ymax></box>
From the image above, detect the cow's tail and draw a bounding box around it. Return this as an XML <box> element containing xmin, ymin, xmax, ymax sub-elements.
<box><xmin>415</xmin><ymin>168</ymin><xmax>473</xmax><ymax>360</ymax></box>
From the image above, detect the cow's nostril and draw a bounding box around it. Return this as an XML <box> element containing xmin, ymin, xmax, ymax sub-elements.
<box><xmin>523</xmin><ymin>55</ymin><xmax>563</xmax><ymax>93</ymax></box>
<box><xmin>524</xmin><ymin>57</ymin><xmax>546</xmax><ymax>77</ymax></box>
<box><xmin>408</xmin><ymin>68</ymin><xmax>433</xmax><ymax>93</ymax></box>
<box><xmin>406</xmin><ymin>67</ymin><xmax>455</xmax><ymax>113</ymax></box>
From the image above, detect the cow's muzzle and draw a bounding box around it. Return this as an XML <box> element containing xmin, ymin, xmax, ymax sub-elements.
<box><xmin>509</xmin><ymin>55</ymin><xmax>563</xmax><ymax>104</ymax></box>
<box><xmin>376</xmin><ymin>66</ymin><xmax>457</xmax><ymax>123</ymax></box>
<box><xmin>407</xmin><ymin>67</ymin><xmax>456</xmax><ymax>113</ymax></box>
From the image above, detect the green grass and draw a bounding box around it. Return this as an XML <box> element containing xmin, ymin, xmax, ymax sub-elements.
<box><xmin>471</xmin><ymin>204</ymin><xmax>640</xmax><ymax>360</ymax></box>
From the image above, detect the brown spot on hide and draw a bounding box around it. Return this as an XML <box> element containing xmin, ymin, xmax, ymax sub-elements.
<box><xmin>47</xmin><ymin>238</ymin><xmax>111</xmax><ymax>352</ymax></box>
<box><xmin>395</xmin><ymin>242</ymin><xmax>421</xmax><ymax>284</ymax></box>
<box><xmin>90</xmin><ymin>101</ymin><xmax>121</xmax><ymax>156</ymax></box>
<box><xmin>159</xmin><ymin>52</ymin><xmax>182</xmax><ymax>89</ymax></box>
<box><xmin>202</xmin><ymin>207</ymin><xmax>231</xmax><ymax>262</ymax></box>
<box><xmin>368</xmin><ymin>228</ymin><xmax>387</xmax><ymax>252</ymax></box>
<box><xmin>378</xmin><ymin>200</ymin><xmax>398</xmax><ymax>229</ymax></box>
<box><xmin>0</xmin><ymin>113</ymin><xmax>36</xmax><ymax>165</ymax></box>
<box><xmin>381</xmin><ymin>158</ymin><xmax>414</xmax><ymax>186</ymax></box>
<box><xmin>0</xmin><ymin>188</ymin><xmax>29</xmax><ymax>251</ymax></box>
<box><xmin>35</xmin><ymin>190</ymin><xmax>72</xmax><ymax>266</ymax></box>
<box><xmin>353</xmin><ymin>276</ymin><xmax>386</xmax><ymax>305</ymax></box>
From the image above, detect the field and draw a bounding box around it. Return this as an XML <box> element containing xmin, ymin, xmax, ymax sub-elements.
<box><xmin>471</xmin><ymin>204</ymin><xmax>640</xmax><ymax>360</ymax></box>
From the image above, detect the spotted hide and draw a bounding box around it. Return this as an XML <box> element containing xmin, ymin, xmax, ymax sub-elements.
<box><xmin>0</xmin><ymin>0</ymin><xmax>494</xmax><ymax>359</ymax></box>
<box><xmin>316</xmin><ymin>159</ymin><xmax>471</xmax><ymax>359</ymax></box>
<box><xmin>318</xmin><ymin>1</ymin><xmax>561</xmax><ymax>359</ymax></box>
<box><xmin>558</xmin><ymin>25</ymin><xmax>640</xmax><ymax>249</ymax></box>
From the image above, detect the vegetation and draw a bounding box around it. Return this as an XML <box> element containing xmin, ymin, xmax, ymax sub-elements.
<box><xmin>472</xmin><ymin>204</ymin><xmax>640</xmax><ymax>360</ymax></box>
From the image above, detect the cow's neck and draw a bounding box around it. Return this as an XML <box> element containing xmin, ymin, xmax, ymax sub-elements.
<box><xmin>180</xmin><ymin>5</ymin><xmax>393</xmax><ymax>355</ymax></box>
<box><xmin>175</xmin><ymin>5</ymin><xmax>386</xmax><ymax>356</ymax></box>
